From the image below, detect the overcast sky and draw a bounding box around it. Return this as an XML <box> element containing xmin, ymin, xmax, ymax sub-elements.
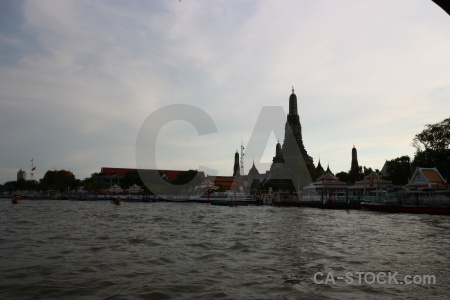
<box><xmin>1</xmin><ymin>0</ymin><xmax>449</xmax><ymax>184</ymax></box>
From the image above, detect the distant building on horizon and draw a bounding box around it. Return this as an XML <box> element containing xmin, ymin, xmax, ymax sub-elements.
<box><xmin>17</xmin><ymin>169</ymin><xmax>26</xmax><ymax>181</ymax></box>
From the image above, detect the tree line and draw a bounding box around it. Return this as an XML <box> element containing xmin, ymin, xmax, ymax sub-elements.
<box><xmin>259</xmin><ymin>117</ymin><xmax>449</xmax><ymax>191</ymax></box>
<box><xmin>1</xmin><ymin>117</ymin><xmax>448</xmax><ymax>194</ymax></box>
<box><xmin>0</xmin><ymin>169</ymin><xmax>201</xmax><ymax>196</ymax></box>
<box><xmin>334</xmin><ymin>117</ymin><xmax>449</xmax><ymax>185</ymax></box>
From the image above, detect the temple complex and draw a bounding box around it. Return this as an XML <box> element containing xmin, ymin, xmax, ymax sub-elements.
<box><xmin>269</xmin><ymin>87</ymin><xmax>313</xmax><ymax>177</ymax></box>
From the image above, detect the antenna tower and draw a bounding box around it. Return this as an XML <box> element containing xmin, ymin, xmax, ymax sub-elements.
<box><xmin>30</xmin><ymin>158</ymin><xmax>35</xmax><ymax>181</ymax></box>
<box><xmin>240</xmin><ymin>140</ymin><xmax>245</xmax><ymax>175</ymax></box>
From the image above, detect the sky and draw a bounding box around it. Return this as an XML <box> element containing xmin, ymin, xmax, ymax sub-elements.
<box><xmin>1</xmin><ymin>0</ymin><xmax>449</xmax><ymax>184</ymax></box>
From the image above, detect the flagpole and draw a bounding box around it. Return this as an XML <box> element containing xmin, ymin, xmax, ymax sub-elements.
<box><xmin>30</xmin><ymin>158</ymin><xmax>35</xmax><ymax>181</ymax></box>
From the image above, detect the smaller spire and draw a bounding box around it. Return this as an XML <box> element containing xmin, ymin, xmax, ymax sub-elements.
<box><xmin>292</xmin><ymin>86</ymin><xmax>294</xmax><ymax>94</ymax></box>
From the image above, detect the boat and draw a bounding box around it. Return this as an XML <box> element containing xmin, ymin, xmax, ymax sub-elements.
<box><xmin>112</xmin><ymin>197</ymin><xmax>121</xmax><ymax>206</ymax></box>
<box><xmin>361</xmin><ymin>202</ymin><xmax>450</xmax><ymax>214</ymax></box>
<box><xmin>154</xmin><ymin>192</ymin><xmax>262</xmax><ymax>206</ymax></box>
<box><xmin>361</xmin><ymin>190</ymin><xmax>450</xmax><ymax>215</ymax></box>
<box><xmin>271</xmin><ymin>192</ymin><xmax>319</xmax><ymax>207</ymax></box>
<box><xmin>271</xmin><ymin>191</ymin><xmax>360</xmax><ymax>209</ymax></box>
<box><xmin>12</xmin><ymin>195</ymin><xmax>21</xmax><ymax>204</ymax></box>
<box><xmin>195</xmin><ymin>192</ymin><xmax>262</xmax><ymax>206</ymax></box>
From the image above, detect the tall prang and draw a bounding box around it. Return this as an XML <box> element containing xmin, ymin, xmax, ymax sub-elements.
<box><xmin>350</xmin><ymin>145</ymin><xmax>359</xmax><ymax>173</ymax></box>
<box><xmin>281</xmin><ymin>87</ymin><xmax>313</xmax><ymax>166</ymax></box>
<box><xmin>270</xmin><ymin>141</ymin><xmax>285</xmax><ymax>174</ymax></box>
<box><xmin>233</xmin><ymin>150</ymin><xmax>240</xmax><ymax>177</ymax></box>
<box><xmin>349</xmin><ymin>145</ymin><xmax>360</xmax><ymax>181</ymax></box>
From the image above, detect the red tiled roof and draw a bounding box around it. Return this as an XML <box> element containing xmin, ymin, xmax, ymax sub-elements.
<box><xmin>101</xmin><ymin>167</ymin><xmax>135</xmax><ymax>177</ymax></box>
<box><xmin>100</xmin><ymin>167</ymin><xmax>204</xmax><ymax>182</ymax></box>
<box><xmin>404</xmin><ymin>183</ymin><xmax>448</xmax><ymax>190</ymax></box>
<box><xmin>422</xmin><ymin>169</ymin><xmax>444</xmax><ymax>183</ymax></box>
<box><xmin>404</xmin><ymin>167</ymin><xmax>448</xmax><ymax>190</ymax></box>
<box><xmin>205</xmin><ymin>176</ymin><xmax>245</xmax><ymax>190</ymax></box>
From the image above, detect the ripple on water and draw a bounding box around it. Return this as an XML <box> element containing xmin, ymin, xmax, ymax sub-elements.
<box><xmin>0</xmin><ymin>200</ymin><xmax>449</xmax><ymax>299</ymax></box>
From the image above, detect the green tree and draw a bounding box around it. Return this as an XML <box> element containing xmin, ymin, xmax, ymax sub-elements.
<box><xmin>348</xmin><ymin>166</ymin><xmax>363</xmax><ymax>184</ymax></box>
<box><xmin>362</xmin><ymin>166</ymin><xmax>374</xmax><ymax>176</ymax></box>
<box><xmin>336</xmin><ymin>171</ymin><xmax>350</xmax><ymax>184</ymax></box>
<box><xmin>413</xmin><ymin>118</ymin><xmax>450</xmax><ymax>152</ymax></box>
<box><xmin>122</xmin><ymin>171</ymin><xmax>143</xmax><ymax>188</ymax></box>
<box><xmin>384</xmin><ymin>156</ymin><xmax>412</xmax><ymax>185</ymax></box>
<box><xmin>82</xmin><ymin>176</ymin><xmax>108</xmax><ymax>194</ymax></box>
<box><xmin>3</xmin><ymin>181</ymin><xmax>17</xmax><ymax>195</ymax></box>
<box><xmin>39</xmin><ymin>170</ymin><xmax>77</xmax><ymax>192</ymax></box>
<box><xmin>412</xmin><ymin>117</ymin><xmax>450</xmax><ymax>179</ymax></box>
<box><xmin>172</xmin><ymin>170</ymin><xmax>200</xmax><ymax>186</ymax></box>
<box><xmin>136</xmin><ymin>170</ymin><xmax>177</xmax><ymax>195</ymax></box>
<box><xmin>170</xmin><ymin>170</ymin><xmax>201</xmax><ymax>194</ymax></box>
<box><xmin>2</xmin><ymin>179</ymin><xmax>39</xmax><ymax>194</ymax></box>
<box><xmin>120</xmin><ymin>171</ymin><xmax>152</xmax><ymax>194</ymax></box>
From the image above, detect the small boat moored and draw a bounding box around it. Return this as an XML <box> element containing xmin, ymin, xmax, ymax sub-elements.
<box><xmin>111</xmin><ymin>196</ymin><xmax>121</xmax><ymax>205</ymax></box>
<box><xmin>361</xmin><ymin>190</ymin><xmax>450</xmax><ymax>215</ymax></box>
<box><xmin>12</xmin><ymin>195</ymin><xmax>21</xmax><ymax>204</ymax></box>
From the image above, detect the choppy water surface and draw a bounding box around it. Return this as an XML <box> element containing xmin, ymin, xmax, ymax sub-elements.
<box><xmin>1</xmin><ymin>200</ymin><xmax>449</xmax><ymax>299</ymax></box>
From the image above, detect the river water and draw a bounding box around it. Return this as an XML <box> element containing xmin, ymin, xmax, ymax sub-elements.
<box><xmin>1</xmin><ymin>200</ymin><xmax>449</xmax><ymax>299</ymax></box>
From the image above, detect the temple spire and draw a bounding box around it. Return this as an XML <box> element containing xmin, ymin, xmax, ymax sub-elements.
<box><xmin>350</xmin><ymin>145</ymin><xmax>359</xmax><ymax>177</ymax></box>
<box><xmin>233</xmin><ymin>150</ymin><xmax>240</xmax><ymax>177</ymax></box>
<box><xmin>292</xmin><ymin>86</ymin><xmax>294</xmax><ymax>94</ymax></box>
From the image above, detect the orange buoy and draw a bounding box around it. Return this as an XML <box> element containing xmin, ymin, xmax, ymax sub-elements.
<box><xmin>12</xmin><ymin>196</ymin><xmax>20</xmax><ymax>204</ymax></box>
